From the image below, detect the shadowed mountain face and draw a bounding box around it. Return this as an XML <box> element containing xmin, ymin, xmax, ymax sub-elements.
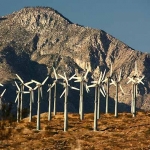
<box><xmin>0</xmin><ymin>7</ymin><xmax>150</xmax><ymax>114</ymax></box>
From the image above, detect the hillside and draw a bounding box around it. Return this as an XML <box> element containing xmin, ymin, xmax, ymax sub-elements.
<box><xmin>0</xmin><ymin>7</ymin><xmax>150</xmax><ymax>114</ymax></box>
<box><xmin>1</xmin><ymin>112</ymin><xmax>150</xmax><ymax>149</ymax></box>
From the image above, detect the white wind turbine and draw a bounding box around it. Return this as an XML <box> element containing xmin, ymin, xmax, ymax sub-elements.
<box><xmin>104</xmin><ymin>63</ymin><xmax>113</xmax><ymax>114</ymax></box>
<box><xmin>58</xmin><ymin>72</ymin><xmax>79</xmax><ymax>132</ymax></box>
<box><xmin>15</xmin><ymin>74</ymin><xmax>26</xmax><ymax>120</ymax></box>
<box><xmin>111</xmin><ymin>69</ymin><xmax>124</xmax><ymax>117</ymax></box>
<box><xmin>47</xmin><ymin>83</ymin><xmax>56</xmax><ymax>121</ymax></box>
<box><xmin>14</xmin><ymin>81</ymin><xmax>29</xmax><ymax>122</ymax></box>
<box><xmin>72</xmin><ymin>69</ymin><xmax>89</xmax><ymax>120</ymax></box>
<box><xmin>51</xmin><ymin>67</ymin><xmax>59</xmax><ymax>116</ymax></box>
<box><xmin>0</xmin><ymin>89</ymin><xmax>6</xmax><ymax>120</ymax></box>
<box><xmin>24</xmin><ymin>82</ymin><xmax>37</xmax><ymax>122</ymax></box>
<box><xmin>31</xmin><ymin>76</ymin><xmax>49</xmax><ymax>130</ymax></box>
<box><xmin>88</xmin><ymin>71</ymin><xmax>106</xmax><ymax>131</ymax></box>
<box><xmin>127</xmin><ymin>61</ymin><xmax>144</xmax><ymax>117</ymax></box>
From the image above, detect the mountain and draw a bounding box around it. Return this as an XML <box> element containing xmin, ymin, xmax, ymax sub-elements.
<box><xmin>0</xmin><ymin>7</ymin><xmax>150</xmax><ymax>115</ymax></box>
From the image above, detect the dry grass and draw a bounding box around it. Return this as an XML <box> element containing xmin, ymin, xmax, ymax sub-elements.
<box><xmin>0</xmin><ymin>111</ymin><xmax>150</xmax><ymax>150</ymax></box>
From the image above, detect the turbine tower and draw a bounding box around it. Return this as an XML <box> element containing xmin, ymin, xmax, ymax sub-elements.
<box><xmin>104</xmin><ymin>63</ymin><xmax>113</xmax><ymax>114</ymax></box>
<box><xmin>0</xmin><ymin>89</ymin><xmax>6</xmax><ymax>120</ymax></box>
<box><xmin>88</xmin><ymin>71</ymin><xmax>106</xmax><ymax>131</ymax></box>
<box><xmin>31</xmin><ymin>76</ymin><xmax>49</xmax><ymax>130</ymax></box>
<box><xmin>127</xmin><ymin>61</ymin><xmax>144</xmax><ymax>117</ymax></box>
<box><xmin>24</xmin><ymin>82</ymin><xmax>37</xmax><ymax>122</ymax></box>
<box><xmin>111</xmin><ymin>69</ymin><xmax>124</xmax><ymax>117</ymax></box>
<box><xmin>47</xmin><ymin>83</ymin><xmax>56</xmax><ymax>121</ymax></box>
<box><xmin>72</xmin><ymin>69</ymin><xmax>89</xmax><ymax>120</ymax></box>
<box><xmin>58</xmin><ymin>72</ymin><xmax>79</xmax><ymax>132</ymax></box>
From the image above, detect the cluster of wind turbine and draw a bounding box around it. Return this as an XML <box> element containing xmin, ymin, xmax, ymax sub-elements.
<box><xmin>88</xmin><ymin>70</ymin><xmax>106</xmax><ymax>131</ymax></box>
<box><xmin>58</xmin><ymin>72</ymin><xmax>79</xmax><ymax>132</ymax></box>
<box><xmin>31</xmin><ymin>76</ymin><xmax>49</xmax><ymax>130</ymax></box>
<box><xmin>72</xmin><ymin>69</ymin><xmax>89</xmax><ymax>120</ymax></box>
<box><xmin>111</xmin><ymin>69</ymin><xmax>124</xmax><ymax>117</ymax></box>
<box><xmin>127</xmin><ymin>61</ymin><xmax>144</xmax><ymax>117</ymax></box>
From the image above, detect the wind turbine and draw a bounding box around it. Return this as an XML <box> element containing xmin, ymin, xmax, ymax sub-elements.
<box><xmin>24</xmin><ymin>82</ymin><xmax>37</xmax><ymax>122</ymax></box>
<box><xmin>127</xmin><ymin>61</ymin><xmax>144</xmax><ymax>117</ymax></box>
<box><xmin>58</xmin><ymin>72</ymin><xmax>79</xmax><ymax>132</ymax></box>
<box><xmin>31</xmin><ymin>76</ymin><xmax>49</xmax><ymax>130</ymax></box>
<box><xmin>104</xmin><ymin>63</ymin><xmax>113</xmax><ymax>114</ymax></box>
<box><xmin>72</xmin><ymin>69</ymin><xmax>89</xmax><ymax>120</ymax></box>
<box><xmin>47</xmin><ymin>83</ymin><xmax>55</xmax><ymax>121</ymax></box>
<box><xmin>0</xmin><ymin>89</ymin><xmax>6</xmax><ymax>120</ymax></box>
<box><xmin>111</xmin><ymin>69</ymin><xmax>124</xmax><ymax>117</ymax></box>
<box><xmin>15</xmin><ymin>74</ymin><xmax>26</xmax><ymax>120</ymax></box>
<box><xmin>51</xmin><ymin>67</ymin><xmax>59</xmax><ymax>116</ymax></box>
<box><xmin>88</xmin><ymin>71</ymin><xmax>106</xmax><ymax>131</ymax></box>
<box><xmin>14</xmin><ymin>81</ymin><xmax>29</xmax><ymax>122</ymax></box>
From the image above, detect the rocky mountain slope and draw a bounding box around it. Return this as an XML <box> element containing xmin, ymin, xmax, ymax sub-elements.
<box><xmin>0</xmin><ymin>7</ymin><xmax>150</xmax><ymax>115</ymax></box>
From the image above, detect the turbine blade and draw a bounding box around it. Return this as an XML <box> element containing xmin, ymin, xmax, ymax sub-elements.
<box><xmin>74</xmin><ymin>79</ymin><xmax>82</xmax><ymax>82</ymax></box>
<box><xmin>100</xmin><ymin>87</ymin><xmax>105</xmax><ymax>97</ymax></box>
<box><xmin>53</xmin><ymin>67</ymin><xmax>57</xmax><ymax>80</ymax></box>
<box><xmin>1</xmin><ymin>89</ymin><xmax>6</xmax><ymax>97</ymax></box>
<box><xmin>58</xmin><ymin>74</ymin><xmax>66</xmax><ymax>80</ymax></box>
<box><xmin>70</xmin><ymin>86</ymin><xmax>80</xmax><ymax>91</ymax></box>
<box><xmin>110</xmin><ymin>79</ymin><xmax>116</xmax><ymax>86</ymax></box>
<box><xmin>42</xmin><ymin>76</ymin><xmax>49</xmax><ymax>85</ymax></box>
<box><xmin>31</xmin><ymin>80</ymin><xmax>41</xmax><ymax>85</ymax></box>
<box><xmin>135</xmin><ymin>61</ymin><xmax>138</xmax><ymax>76</ymax></box>
<box><xmin>84</xmin><ymin>69</ymin><xmax>89</xmax><ymax>79</ymax></box>
<box><xmin>72</xmin><ymin>76</ymin><xmax>81</xmax><ymax>80</ymax></box>
<box><xmin>69</xmin><ymin>74</ymin><xmax>76</xmax><ymax>81</ymax></box>
<box><xmin>51</xmin><ymin>82</ymin><xmax>56</xmax><ymax>88</ymax></box>
<box><xmin>22</xmin><ymin>91</ymin><xmax>30</xmax><ymax>94</ymax></box>
<box><xmin>64</xmin><ymin>72</ymin><xmax>68</xmax><ymax>85</ymax></box>
<box><xmin>15</xmin><ymin>94</ymin><xmax>19</xmax><ymax>103</ymax></box>
<box><xmin>120</xmin><ymin>84</ymin><xmax>125</xmax><ymax>94</ymax></box>
<box><xmin>25</xmin><ymin>81</ymin><xmax>33</xmax><ymax>85</ymax></box>
<box><xmin>85</xmin><ymin>84</ymin><xmax>90</xmax><ymax>93</ymax></box>
<box><xmin>24</xmin><ymin>84</ymin><xmax>32</xmax><ymax>90</ymax></box>
<box><xmin>60</xmin><ymin>89</ymin><xmax>66</xmax><ymax>98</ymax></box>
<box><xmin>118</xmin><ymin>69</ymin><xmax>122</xmax><ymax>82</ymax></box>
<box><xmin>110</xmin><ymin>63</ymin><xmax>112</xmax><ymax>77</ymax></box>
<box><xmin>15</xmin><ymin>81</ymin><xmax>20</xmax><ymax>91</ymax></box>
<box><xmin>0</xmin><ymin>83</ymin><xmax>3</xmax><ymax>86</ymax></box>
<box><xmin>88</xmin><ymin>84</ymin><xmax>96</xmax><ymax>88</ymax></box>
<box><xmin>16</xmin><ymin>74</ymin><xmax>24</xmax><ymax>84</ymax></box>
<box><xmin>98</xmin><ymin>71</ymin><xmax>102</xmax><ymax>84</ymax></box>
<box><xmin>91</xmin><ymin>81</ymin><xmax>98</xmax><ymax>84</ymax></box>
<box><xmin>34</xmin><ymin>86</ymin><xmax>38</xmax><ymax>90</ymax></box>
<box><xmin>102</xmin><ymin>69</ymin><xmax>106</xmax><ymax>81</ymax></box>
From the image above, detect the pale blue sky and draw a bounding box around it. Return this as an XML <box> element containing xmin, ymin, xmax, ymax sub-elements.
<box><xmin>0</xmin><ymin>0</ymin><xmax>150</xmax><ymax>53</ymax></box>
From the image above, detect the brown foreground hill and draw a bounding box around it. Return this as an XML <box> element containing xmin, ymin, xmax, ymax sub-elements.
<box><xmin>0</xmin><ymin>6</ymin><xmax>150</xmax><ymax>114</ymax></box>
<box><xmin>1</xmin><ymin>112</ymin><xmax>150</xmax><ymax>150</ymax></box>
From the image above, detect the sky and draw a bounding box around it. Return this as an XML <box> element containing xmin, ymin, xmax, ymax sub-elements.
<box><xmin>0</xmin><ymin>0</ymin><xmax>150</xmax><ymax>53</ymax></box>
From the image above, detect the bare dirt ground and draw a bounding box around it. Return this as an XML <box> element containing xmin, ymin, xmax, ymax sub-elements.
<box><xmin>0</xmin><ymin>111</ymin><xmax>150</xmax><ymax>150</ymax></box>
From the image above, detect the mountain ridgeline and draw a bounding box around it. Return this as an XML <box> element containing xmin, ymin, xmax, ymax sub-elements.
<box><xmin>0</xmin><ymin>7</ymin><xmax>150</xmax><ymax>114</ymax></box>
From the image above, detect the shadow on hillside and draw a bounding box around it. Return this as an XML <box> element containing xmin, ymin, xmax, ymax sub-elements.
<box><xmin>0</xmin><ymin>17</ymin><xmax>7</xmax><ymax>21</ymax></box>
